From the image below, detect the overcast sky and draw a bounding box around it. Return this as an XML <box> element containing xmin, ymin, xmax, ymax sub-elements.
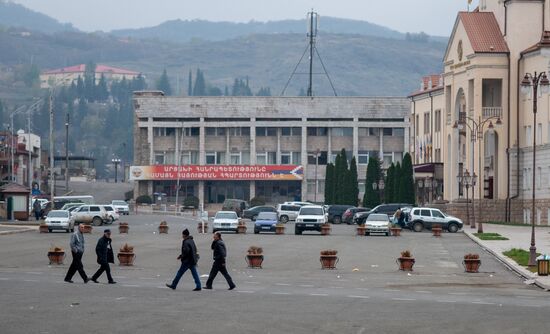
<box><xmin>11</xmin><ymin>0</ymin><xmax>479</xmax><ymax>36</ymax></box>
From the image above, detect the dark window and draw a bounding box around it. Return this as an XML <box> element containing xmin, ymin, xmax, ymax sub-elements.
<box><xmin>90</xmin><ymin>206</ymin><xmax>100</xmax><ymax>212</ymax></box>
<box><xmin>281</xmin><ymin>127</ymin><xmax>291</xmax><ymax>136</ymax></box>
<box><xmin>420</xmin><ymin>209</ymin><xmax>431</xmax><ymax>217</ymax></box>
<box><xmin>383</xmin><ymin>128</ymin><xmax>393</xmax><ymax>136</ymax></box>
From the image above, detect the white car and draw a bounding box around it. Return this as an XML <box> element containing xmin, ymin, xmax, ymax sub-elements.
<box><xmin>101</xmin><ymin>205</ymin><xmax>119</xmax><ymax>223</ymax></box>
<box><xmin>111</xmin><ymin>200</ymin><xmax>130</xmax><ymax>215</ymax></box>
<box><xmin>284</xmin><ymin>201</ymin><xmax>313</xmax><ymax>207</ymax></box>
<box><xmin>294</xmin><ymin>205</ymin><xmax>327</xmax><ymax>235</ymax></box>
<box><xmin>212</xmin><ymin>211</ymin><xmax>240</xmax><ymax>233</ymax></box>
<box><xmin>408</xmin><ymin>207</ymin><xmax>464</xmax><ymax>233</ymax></box>
<box><xmin>365</xmin><ymin>213</ymin><xmax>391</xmax><ymax>236</ymax></box>
<box><xmin>45</xmin><ymin>210</ymin><xmax>75</xmax><ymax>233</ymax></box>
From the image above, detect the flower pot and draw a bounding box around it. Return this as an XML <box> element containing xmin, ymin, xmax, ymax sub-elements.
<box><xmin>390</xmin><ymin>227</ymin><xmax>402</xmax><ymax>236</ymax></box>
<box><xmin>39</xmin><ymin>224</ymin><xmax>49</xmax><ymax>233</ymax></box>
<box><xmin>356</xmin><ymin>226</ymin><xmax>366</xmax><ymax>236</ymax></box>
<box><xmin>398</xmin><ymin>257</ymin><xmax>415</xmax><ymax>271</ymax></box>
<box><xmin>158</xmin><ymin>225</ymin><xmax>169</xmax><ymax>234</ymax></box>
<box><xmin>197</xmin><ymin>222</ymin><xmax>208</xmax><ymax>233</ymax></box>
<box><xmin>47</xmin><ymin>251</ymin><xmax>65</xmax><ymax>265</ymax></box>
<box><xmin>320</xmin><ymin>255</ymin><xmax>338</xmax><ymax>269</ymax></box>
<box><xmin>119</xmin><ymin>224</ymin><xmax>129</xmax><ymax>234</ymax></box>
<box><xmin>246</xmin><ymin>254</ymin><xmax>264</xmax><ymax>268</ymax></box>
<box><xmin>432</xmin><ymin>228</ymin><xmax>442</xmax><ymax>237</ymax></box>
<box><xmin>275</xmin><ymin>225</ymin><xmax>285</xmax><ymax>235</ymax></box>
<box><xmin>81</xmin><ymin>224</ymin><xmax>92</xmax><ymax>234</ymax></box>
<box><xmin>463</xmin><ymin>259</ymin><xmax>481</xmax><ymax>273</ymax></box>
<box><xmin>117</xmin><ymin>252</ymin><xmax>135</xmax><ymax>266</ymax></box>
<box><xmin>321</xmin><ymin>225</ymin><xmax>331</xmax><ymax>236</ymax></box>
<box><xmin>237</xmin><ymin>224</ymin><xmax>247</xmax><ymax>234</ymax></box>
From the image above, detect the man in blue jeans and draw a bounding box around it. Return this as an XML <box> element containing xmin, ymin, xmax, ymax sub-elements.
<box><xmin>166</xmin><ymin>229</ymin><xmax>202</xmax><ymax>291</ymax></box>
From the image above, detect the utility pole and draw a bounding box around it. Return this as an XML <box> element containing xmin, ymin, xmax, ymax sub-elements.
<box><xmin>27</xmin><ymin>107</ymin><xmax>32</xmax><ymax>188</ymax></box>
<box><xmin>65</xmin><ymin>111</ymin><xmax>69</xmax><ymax>192</ymax></box>
<box><xmin>307</xmin><ymin>10</ymin><xmax>318</xmax><ymax>97</ymax></box>
<box><xmin>49</xmin><ymin>91</ymin><xmax>55</xmax><ymax>198</ymax></box>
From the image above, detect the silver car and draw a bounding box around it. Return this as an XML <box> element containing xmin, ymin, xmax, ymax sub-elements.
<box><xmin>365</xmin><ymin>213</ymin><xmax>391</xmax><ymax>236</ymax></box>
<box><xmin>45</xmin><ymin>210</ymin><xmax>75</xmax><ymax>233</ymax></box>
<box><xmin>277</xmin><ymin>204</ymin><xmax>301</xmax><ymax>223</ymax></box>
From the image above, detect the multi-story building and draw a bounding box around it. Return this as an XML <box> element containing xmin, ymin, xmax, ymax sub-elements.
<box><xmin>0</xmin><ymin>130</ymin><xmax>41</xmax><ymax>187</ymax></box>
<box><xmin>410</xmin><ymin>0</ymin><xmax>550</xmax><ymax>224</ymax></box>
<box><xmin>40</xmin><ymin>64</ymin><xmax>141</xmax><ymax>89</ymax></box>
<box><xmin>131</xmin><ymin>93</ymin><xmax>409</xmax><ymax>205</ymax></box>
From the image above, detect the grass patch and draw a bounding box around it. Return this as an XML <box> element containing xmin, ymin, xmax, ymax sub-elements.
<box><xmin>502</xmin><ymin>248</ymin><xmax>540</xmax><ymax>273</ymax></box>
<box><xmin>473</xmin><ymin>232</ymin><xmax>509</xmax><ymax>240</ymax></box>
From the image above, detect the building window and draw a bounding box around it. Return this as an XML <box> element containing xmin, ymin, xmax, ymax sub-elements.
<box><xmin>434</xmin><ymin>149</ymin><xmax>441</xmax><ymax>162</ymax></box>
<box><xmin>280</xmin><ymin>152</ymin><xmax>301</xmax><ymax>165</ymax></box>
<box><xmin>307</xmin><ymin>127</ymin><xmax>328</xmax><ymax>136</ymax></box>
<box><xmin>524</xmin><ymin>209</ymin><xmax>531</xmax><ymax>224</ymax></box>
<box><xmin>383</xmin><ymin>153</ymin><xmax>393</xmax><ymax>168</ymax></box>
<box><xmin>424</xmin><ymin>112</ymin><xmax>430</xmax><ymax>134</ymax></box>
<box><xmin>332</xmin><ymin>127</ymin><xmax>353</xmax><ymax>137</ymax></box>
<box><xmin>256</xmin><ymin>127</ymin><xmax>277</xmax><ymax>136</ymax></box>
<box><xmin>307</xmin><ymin>151</ymin><xmax>328</xmax><ymax>165</ymax></box>
<box><xmin>415</xmin><ymin>115</ymin><xmax>419</xmax><ymax>136</ymax></box>
<box><xmin>206</xmin><ymin>152</ymin><xmax>225</xmax><ymax>165</ymax></box>
<box><xmin>358</xmin><ymin>151</ymin><xmax>369</xmax><ymax>165</ymax></box>
<box><xmin>256</xmin><ymin>152</ymin><xmax>276</xmax><ymax>165</ymax></box>
<box><xmin>182</xmin><ymin>127</ymin><xmax>200</xmax><ymax>136</ymax></box>
<box><xmin>393</xmin><ymin>128</ymin><xmax>405</xmax><ymax>137</ymax></box>
<box><xmin>154</xmin><ymin>152</ymin><xmax>165</xmax><ymax>165</ymax></box>
<box><xmin>525</xmin><ymin>126</ymin><xmax>532</xmax><ymax>145</ymax></box>
<box><xmin>369</xmin><ymin>128</ymin><xmax>380</xmax><ymax>136</ymax></box>
<box><xmin>537</xmin><ymin>123</ymin><xmax>542</xmax><ymax>145</ymax></box>
<box><xmin>154</xmin><ymin>127</ymin><xmax>175</xmax><ymax>137</ymax></box>
<box><xmin>205</xmin><ymin>127</ymin><xmax>226</xmax><ymax>136</ymax></box>
<box><xmin>180</xmin><ymin>151</ymin><xmax>198</xmax><ymax>165</ymax></box>
<box><xmin>281</xmin><ymin>127</ymin><xmax>302</xmax><ymax>136</ymax></box>
<box><xmin>230</xmin><ymin>153</ymin><xmax>241</xmax><ymax>164</ymax></box>
<box><xmin>358</xmin><ymin>128</ymin><xmax>368</xmax><ymax>136</ymax></box>
<box><xmin>228</xmin><ymin>127</ymin><xmax>250</xmax><ymax>136</ymax></box>
<box><xmin>435</xmin><ymin>110</ymin><xmax>442</xmax><ymax>132</ymax></box>
<box><xmin>383</xmin><ymin>128</ymin><xmax>393</xmax><ymax>136</ymax></box>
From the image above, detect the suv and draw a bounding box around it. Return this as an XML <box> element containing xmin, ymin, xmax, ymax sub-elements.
<box><xmin>408</xmin><ymin>207</ymin><xmax>463</xmax><ymax>233</ymax></box>
<box><xmin>101</xmin><ymin>205</ymin><xmax>119</xmax><ymax>223</ymax></box>
<box><xmin>277</xmin><ymin>204</ymin><xmax>301</xmax><ymax>223</ymax></box>
<box><xmin>355</xmin><ymin>203</ymin><xmax>412</xmax><ymax>225</ymax></box>
<box><xmin>111</xmin><ymin>200</ymin><xmax>130</xmax><ymax>215</ymax></box>
<box><xmin>295</xmin><ymin>205</ymin><xmax>327</xmax><ymax>235</ymax></box>
<box><xmin>327</xmin><ymin>205</ymin><xmax>354</xmax><ymax>224</ymax></box>
<box><xmin>222</xmin><ymin>199</ymin><xmax>249</xmax><ymax>217</ymax></box>
<box><xmin>71</xmin><ymin>205</ymin><xmax>110</xmax><ymax>226</ymax></box>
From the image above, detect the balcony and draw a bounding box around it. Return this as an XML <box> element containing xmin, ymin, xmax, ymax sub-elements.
<box><xmin>482</xmin><ymin>107</ymin><xmax>502</xmax><ymax>119</ymax></box>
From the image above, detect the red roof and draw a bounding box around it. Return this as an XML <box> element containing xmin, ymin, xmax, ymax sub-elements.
<box><xmin>43</xmin><ymin>64</ymin><xmax>139</xmax><ymax>76</ymax></box>
<box><xmin>458</xmin><ymin>12</ymin><xmax>509</xmax><ymax>53</ymax></box>
<box><xmin>408</xmin><ymin>74</ymin><xmax>444</xmax><ymax>98</ymax></box>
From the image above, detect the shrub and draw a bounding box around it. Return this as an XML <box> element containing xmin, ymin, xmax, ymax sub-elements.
<box><xmin>49</xmin><ymin>245</ymin><xmax>64</xmax><ymax>252</ymax></box>
<box><xmin>120</xmin><ymin>243</ymin><xmax>134</xmax><ymax>252</ymax></box>
<box><xmin>124</xmin><ymin>190</ymin><xmax>134</xmax><ymax>201</ymax></box>
<box><xmin>183</xmin><ymin>195</ymin><xmax>199</xmax><ymax>209</ymax></box>
<box><xmin>400</xmin><ymin>250</ymin><xmax>412</xmax><ymax>258</ymax></box>
<box><xmin>320</xmin><ymin>249</ymin><xmax>338</xmax><ymax>256</ymax></box>
<box><xmin>464</xmin><ymin>253</ymin><xmax>479</xmax><ymax>260</ymax></box>
<box><xmin>159</xmin><ymin>221</ymin><xmax>167</xmax><ymax>226</ymax></box>
<box><xmin>247</xmin><ymin>246</ymin><xmax>263</xmax><ymax>255</ymax></box>
<box><xmin>136</xmin><ymin>195</ymin><xmax>152</xmax><ymax>204</ymax></box>
<box><xmin>250</xmin><ymin>196</ymin><xmax>266</xmax><ymax>207</ymax></box>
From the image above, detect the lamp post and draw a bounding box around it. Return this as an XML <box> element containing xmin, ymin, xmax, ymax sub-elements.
<box><xmin>521</xmin><ymin>71</ymin><xmax>550</xmax><ymax>267</ymax></box>
<box><xmin>457</xmin><ymin>170</ymin><xmax>477</xmax><ymax>228</ymax></box>
<box><xmin>453</xmin><ymin>111</ymin><xmax>502</xmax><ymax>233</ymax></box>
<box><xmin>65</xmin><ymin>111</ymin><xmax>69</xmax><ymax>192</ymax></box>
<box><xmin>111</xmin><ymin>158</ymin><xmax>121</xmax><ymax>183</ymax></box>
<box><xmin>314</xmin><ymin>149</ymin><xmax>320</xmax><ymax>202</ymax></box>
<box><xmin>425</xmin><ymin>177</ymin><xmax>433</xmax><ymax>203</ymax></box>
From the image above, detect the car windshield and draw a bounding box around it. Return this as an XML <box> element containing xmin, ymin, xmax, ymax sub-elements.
<box><xmin>112</xmin><ymin>201</ymin><xmax>127</xmax><ymax>205</ymax></box>
<box><xmin>300</xmin><ymin>207</ymin><xmax>324</xmax><ymax>216</ymax></box>
<box><xmin>367</xmin><ymin>214</ymin><xmax>389</xmax><ymax>222</ymax></box>
<box><xmin>48</xmin><ymin>211</ymin><xmax>69</xmax><ymax>218</ymax></box>
<box><xmin>216</xmin><ymin>212</ymin><xmax>238</xmax><ymax>219</ymax></box>
<box><xmin>257</xmin><ymin>212</ymin><xmax>277</xmax><ymax>220</ymax></box>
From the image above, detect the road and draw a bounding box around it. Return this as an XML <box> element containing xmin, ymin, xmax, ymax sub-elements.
<box><xmin>1</xmin><ymin>215</ymin><xmax>548</xmax><ymax>334</ymax></box>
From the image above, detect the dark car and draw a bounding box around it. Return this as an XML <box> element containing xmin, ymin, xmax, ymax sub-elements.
<box><xmin>243</xmin><ymin>206</ymin><xmax>277</xmax><ymax>221</ymax></box>
<box><xmin>343</xmin><ymin>207</ymin><xmax>370</xmax><ymax>224</ymax></box>
<box><xmin>253</xmin><ymin>212</ymin><xmax>279</xmax><ymax>234</ymax></box>
<box><xmin>354</xmin><ymin>203</ymin><xmax>412</xmax><ymax>225</ymax></box>
<box><xmin>327</xmin><ymin>205</ymin><xmax>354</xmax><ymax>224</ymax></box>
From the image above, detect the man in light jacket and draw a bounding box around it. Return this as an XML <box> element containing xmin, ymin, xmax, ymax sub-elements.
<box><xmin>166</xmin><ymin>228</ymin><xmax>201</xmax><ymax>291</ymax></box>
<box><xmin>64</xmin><ymin>224</ymin><xmax>89</xmax><ymax>283</ymax></box>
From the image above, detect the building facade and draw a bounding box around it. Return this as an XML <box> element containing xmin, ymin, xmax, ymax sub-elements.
<box><xmin>40</xmin><ymin>64</ymin><xmax>141</xmax><ymax>89</ymax></box>
<box><xmin>132</xmin><ymin>94</ymin><xmax>409</xmax><ymax>205</ymax></box>
<box><xmin>410</xmin><ymin>0</ymin><xmax>550</xmax><ymax>224</ymax></box>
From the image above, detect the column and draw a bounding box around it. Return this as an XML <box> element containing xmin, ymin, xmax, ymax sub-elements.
<box><xmin>225</xmin><ymin>129</ymin><xmax>230</xmax><ymax>164</ymax></box>
<box><xmin>199</xmin><ymin>118</ymin><xmax>205</xmax><ymax>165</ymax></box>
<box><xmin>404</xmin><ymin>123</ymin><xmax>410</xmax><ymax>155</ymax></box>
<box><xmin>379</xmin><ymin>128</ymin><xmax>384</xmax><ymax>160</ymax></box>
<box><xmin>148</xmin><ymin>118</ymin><xmax>154</xmax><ymax>164</ymax></box>
<box><xmin>276</xmin><ymin>127</ymin><xmax>281</xmax><ymax>164</ymax></box>
<box><xmin>327</xmin><ymin>127</ymin><xmax>332</xmax><ymax>162</ymax></box>
<box><xmin>198</xmin><ymin>181</ymin><xmax>205</xmax><ymax>206</ymax></box>
<box><xmin>353</xmin><ymin>118</ymin><xmax>359</xmax><ymax>159</ymax></box>
<box><xmin>301</xmin><ymin>119</ymin><xmax>308</xmax><ymax>201</ymax></box>
<box><xmin>175</xmin><ymin>126</ymin><xmax>180</xmax><ymax>165</ymax></box>
<box><xmin>250</xmin><ymin>181</ymin><xmax>256</xmax><ymax>200</ymax></box>
<box><xmin>250</xmin><ymin>118</ymin><xmax>256</xmax><ymax>164</ymax></box>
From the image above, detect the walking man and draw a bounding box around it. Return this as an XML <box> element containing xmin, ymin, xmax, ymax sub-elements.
<box><xmin>64</xmin><ymin>224</ymin><xmax>89</xmax><ymax>283</ymax></box>
<box><xmin>166</xmin><ymin>228</ymin><xmax>202</xmax><ymax>291</ymax></box>
<box><xmin>204</xmin><ymin>232</ymin><xmax>236</xmax><ymax>290</ymax></box>
<box><xmin>91</xmin><ymin>229</ymin><xmax>116</xmax><ymax>284</ymax></box>
<box><xmin>33</xmin><ymin>199</ymin><xmax>41</xmax><ymax>221</ymax></box>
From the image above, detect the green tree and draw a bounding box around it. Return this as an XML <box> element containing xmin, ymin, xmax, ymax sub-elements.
<box><xmin>96</xmin><ymin>74</ymin><xmax>109</xmax><ymax>101</ymax></box>
<box><xmin>193</xmin><ymin>69</ymin><xmax>206</xmax><ymax>96</ymax></box>
<box><xmin>0</xmin><ymin>99</ymin><xmax>4</xmax><ymax>125</ymax></box>
<box><xmin>363</xmin><ymin>156</ymin><xmax>381</xmax><ymax>208</ymax></box>
<box><xmin>334</xmin><ymin>149</ymin><xmax>349</xmax><ymax>204</ymax></box>
<box><xmin>399</xmin><ymin>153</ymin><xmax>415</xmax><ymax>205</ymax></box>
<box><xmin>393</xmin><ymin>162</ymin><xmax>401</xmax><ymax>202</ymax></box>
<box><xmin>324</xmin><ymin>163</ymin><xmax>335</xmax><ymax>205</ymax></box>
<box><xmin>23</xmin><ymin>63</ymin><xmax>40</xmax><ymax>87</ymax></box>
<box><xmin>348</xmin><ymin>156</ymin><xmax>359</xmax><ymax>206</ymax></box>
<box><xmin>157</xmin><ymin>69</ymin><xmax>172</xmax><ymax>95</ymax></box>
<box><xmin>84</xmin><ymin>61</ymin><xmax>96</xmax><ymax>101</ymax></box>
<box><xmin>385</xmin><ymin>163</ymin><xmax>395</xmax><ymax>203</ymax></box>
<box><xmin>256</xmin><ymin>87</ymin><xmax>271</xmax><ymax>96</ymax></box>
<box><xmin>187</xmin><ymin>70</ymin><xmax>193</xmax><ymax>96</ymax></box>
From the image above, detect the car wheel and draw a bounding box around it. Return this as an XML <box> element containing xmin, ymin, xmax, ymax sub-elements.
<box><xmin>48</xmin><ymin>229</ymin><xmax>52</xmax><ymax>233</ymax></box>
<box><xmin>92</xmin><ymin>217</ymin><xmax>102</xmax><ymax>226</ymax></box>
<box><xmin>334</xmin><ymin>216</ymin><xmax>342</xmax><ymax>224</ymax></box>
<box><xmin>294</xmin><ymin>227</ymin><xmax>302</xmax><ymax>235</ymax></box>
<box><xmin>280</xmin><ymin>215</ymin><xmax>289</xmax><ymax>223</ymax></box>
<box><xmin>70</xmin><ymin>227</ymin><xmax>74</xmax><ymax>232</ymax></box>
<box><xmin>386</xmin><ymin>231</ymin><xmax>390</xmax><ymax>236</ymax></box>
<box><xmin>412</xmin><ymin>221</ymin><xmax>424</xmax><ymax>232</ymax></box>
<box><xmin>254</xmin><ymin>229</ymin><xmax>259</xmax><ymax>234</ymax></box>
<box><xmin>447</xmin><ymin>222</ymin><xmax>459</xmax><ymax>233</ymax></box>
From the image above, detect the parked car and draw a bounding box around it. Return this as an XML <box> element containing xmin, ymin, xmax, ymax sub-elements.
<box><xmin>222</xmin><ymin>199</ymin><xmax>249</xmax><ymax>217</ymax></box>
<box><xmin>295</xmin><ymin>205</ymin><xmax>327</xmax><ymax>235</ymax></box>
<box><xmin>61</xmin><ymin>203</ymin><xmax>85</xmax><ymax>211</ymax></box>
<box><xmin>283</xmin><ymin>201</ymin><xmax>313</xmax><ymax>207</ymax></box>
<box><xmin>365</xmin><ymin>213</ymin><xmax>391</xmax><ymax>236</ymax></box>
<box><xmin>44</xmin><ymin>210</ymin><xmax>75</xmax><ymax>233</ymax></box>
<box><xmin>111</xmin><ymin>200</ymin><xmax>130</xmax><ymax>215</ymax></box>
<box><xmin>71</xmin><ymin>205</ymin><xmax>110</xmax><ymax>226</ymax></box>
<box><xmin>212</xmin><ymin>211</ymin><xmax>241</xmax><ymax>233</ymax></box>
<box><xmin>354</xmin><ymin>203</ymin><xmax>413</xmax><ymax>225</ymax></box>
<box><xmin>253</xmin><ymin>212</ymin><xmax>279</xmax><ymax>234</ymax></box>
<box><xmin>277</xmin><ymin>204</ymin><xmax>301</xmax><ymax>223</ymax></box>
<box><xmin>343</xmin><ymin>207</ymin><xmax>370</xmax><ymax>224</ymax></box>
<box><xmin>101</xmin><ymin>205</ymin><xmax>119</xmax><ymax>223</ymax></box>
<box><xmin>408</xmin><ymin>207</ymin><xmax>463</xmax><ymax>233</ymax></box>
<box><xmin>243</xmin><ymin>206</ymin><xmax>276</xmax><ymax>221</ymax></box>
<box><xmin>327</xmin><ymin>205</ymin><xmax>354</xmax><ymax>224</ymax></box>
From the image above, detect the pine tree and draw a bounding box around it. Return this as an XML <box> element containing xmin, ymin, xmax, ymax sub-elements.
<box><xmin>193</xmin><ymin>69</ymin><xmax>206</xmax><ymax>96</ymax></box>
<box><xmin>324</xmin><ymin>163</ymin><xmax>335</xmax><ymax>204</ymax></box>
<box><xmin>393</xmin><ymin>162</ymin><xmax>401</xmax><ymax>202</ymax></box>
<box><xmin>385</xmin><ymin>163</ymin><xmax>395</xmax><ymax>203</ymax></box>
<box><xmin>157</xmin><ymin>69</ymin><xmax>172</xmax><ymax>95</ymax></box>
<box><xmin>0</xmin><ymin>99</ymin><xmax>4</xmax><ymax>125</ymax></box>
<box><xmin>348</xmin><ymin>157</ymin><xmax>359</xmax><ymax>206</ymax></box>
<box><xmin>399</xmin><ymin>153</ymin><xmax>416</xmax><ymax>205</ymax></box>
<box><xmin>96</xmin><ymin>74</ymin><xmax>109</xmax><ymax>101</ymax></box>
<box><xmin>187</xmin><ymin>70</ymin><xmax>193</xmax><ymax>96</ymax></box>
<box><xmin>338</xmin><ymin>149</ymin><xmax>349</xmax><ymax>204</ymax></box>
<box><xmin>363</xmin><ymin>157</ymin><xmax>381</xmax><ymax>208</ymax></box>
<box><xmin>84</xmin><ymin>61</ymin><xmax>96</xmax><ymax>102</ymax></box>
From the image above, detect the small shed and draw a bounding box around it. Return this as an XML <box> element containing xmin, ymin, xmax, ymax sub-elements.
<box><xmin>0</xmin><ymin>183</ymin><xmax>30</xmax><ymax>221</ymax></box>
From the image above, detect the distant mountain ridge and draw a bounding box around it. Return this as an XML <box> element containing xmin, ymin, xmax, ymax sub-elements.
<box><xmin>0</xmin><ymin>0</ymin><xmax>75</xmax><ymax>33</ymax></box>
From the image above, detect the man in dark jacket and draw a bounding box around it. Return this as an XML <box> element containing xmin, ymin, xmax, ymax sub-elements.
<box><xmin>204</xmin><ymin>232</ymin><xmax>235</xmax><ymax>290</ymax></box>
<box><xmin>91</xmin><ymin>229</ymin><xmax>116</xmax><ymax>284</ymax></box>
<box><xmin>64</xmin><ymin>224</ymin><xmax>89</xmax><ymax>283</ymax></box>
<box><xmin>33</xmin><ymin>199</ymin><xmax>41</xmax><ymax>221</ymax></box>
<box><xmin>166</xmin><ymin>228</ymin><xmax>201</xmax><ymax>291</ymax></box>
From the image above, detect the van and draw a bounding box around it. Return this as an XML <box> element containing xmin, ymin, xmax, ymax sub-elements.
<box><xmin>221</xmin><ymin>199</ymin><xmax>249</xmax><ymax>217</ymax></box>
<box><xmin>277</xmin><ymin>204</ymin><xmax>301</xmax><ymax>223</ymax></box>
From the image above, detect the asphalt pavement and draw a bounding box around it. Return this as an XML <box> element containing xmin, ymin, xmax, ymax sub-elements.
<box><xmin>1</xmin><ymin>215</ymin><xmax>548</xmax><ymax>334</ymax></box>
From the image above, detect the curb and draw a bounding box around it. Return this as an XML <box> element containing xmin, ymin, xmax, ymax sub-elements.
<box><xmin>463</xmin><ymin>230</ymin><xmax>550</xmax><ymax>291</ymax></box>
<box><xmin>0</xmin><ymin>227</ymin><xmax>37</xmax><ymax>235</ymax></box>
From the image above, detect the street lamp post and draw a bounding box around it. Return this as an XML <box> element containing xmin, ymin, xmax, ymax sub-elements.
<box><xmin>112</xmin><ymin>158</ymin><xmax>121</xmax><ymax>183</ymax></box>
<box><xmin>314</xmin><ymin>149</ymin><xmax>320</xmax><ymax>202</ymax></box>
<box><xmin>521</xmin><ymin>71</ymin><xmax>550</xmax><ymax>267</ymax></box>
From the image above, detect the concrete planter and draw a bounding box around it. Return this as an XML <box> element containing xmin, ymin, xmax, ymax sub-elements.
<box><xmin>356</xmin><ymin>226</ymin><xmax>366</xmax><ymax>236</ymax></box>
<box><xmin>390</xmin><ymin>227</ymin><xmax>402</xmax><ymax>236</ymax></box>
<box><xmin>246</xmin><ymin>254</ymin><xmax>264</xmax><ymax>268</ymax></box>
<box><xmin>158</xmin><ymin>224</ymin><xmax>169</xmax><ymax>234</ymax></box>
<box><xmin>398</xmin><ymin>257</ymin><xmax>415</xmax><ymax>271</ymax></box>
<box><xmin>463</xmin><ymin>259</ymin><xmax>481</xmax><ymax>273</ymax></box>
<box><xmin>321</xmin><ymin>224</ymin><xmax>331</xmax><ymax>235</ymax></box>
<box><xmin>237</xmin><ymin>224</ymin><xmax>247</xmax><ymax>234</ymax></box>
<box><xmin>117</xmin><ymin>252</ymin><xmax>135</xmax><ymax>266</ymax></box>
<box><xmin>320</xmin><ymin>255</ymin><xmax>338</xmax><ymax>269</ymax></box>
<box><xmin>47</xmin><ymin>251</ymin><xmax>65</xmax><ymax>265</ymax></box>
<box><xmin>119</xmin><ymin>223</ymin><xmax>129</xmax><ymax>234</ymax></box>
<box><xmin>275</xmin><ymin>225</ymin><xmax>285</xmax><ymax>235</ymax></box>
<box><xmin>432</xmin><ymin>228</ymin><xmax>442</xmax><ymax>237</ymax></box>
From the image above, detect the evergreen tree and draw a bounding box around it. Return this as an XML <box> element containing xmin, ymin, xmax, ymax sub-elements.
<box><xmin>324</xmin><ymin>163</ymin><xmax>335</xmax><ymax>205</ymax></box>
<box><xmin>385</xmin><ymin>163</ymin><xmax>395</xmax><ymax>203</ymax></box>
<box><xmin>76</xmin><ymin>76</ymin><xmax>85</xmax><ymax>99</ymax></box>
<box><xmin>207</xmin><ymin>86</ymin><xmax>223</xmax><ymax>96</ymax></box>
<box><xmin>348</xmin><ymin>157</ymin><xmax>359</xmax><ymax>206</ymax></box>
<box><xmin>393</xmin><ymin>162</ymin><xmax>401</xmax><ymax>202</ymax></box>
<box><xmin>363</xmin><ymin>157</ymin><xmax>381</xmax><ymax>208</ymax></box>
<box><xmin>224</xmin><ymin>86</ymin><xmax>229</xmax><ymax>96</ymax></box>
<box><xmin>336</xmin><ymin>149</ymin><xmax>349</xmax><ymax>204</ymax></box>
<box><xmin>96</xmin><ymin>74</ymin><xmax>109</xmax><ymax>101</ymax></box>
<box><xmin>131</xmin><ymin>74</ymin><xmax>147</xmax><ymax>91</ymax></box>
<box><xmin>193</xmin><ymin>69</ymin><xmax>206</xmax><ymax>96</ymax></box>
<box><xmin>157</xmin><ymin>69</ymin><xmax>172</xmax><ymax>95</ymax></box>
<box><xmin>83</xmin><ymin>61</ymin><xmax>96</xmax><ymax>102</ymax></box>
<box><xmin>0</xmin><ymin>99</ymin><xmax>4</xmax><ymax>125</ymax></box>
<box><xmin>232</xmin><ymin>78</ymin><xmax>253</xmax><ymax>96</ymax></box>
<box><xmin>187</xmin><ymin>70</ymin><xmax>193</xmax><ymax>96</ymax></box>
<box><xmin>399</xmin><ymin>153</ymin><xmax>415</xmax><ymax>205</ymax></box>
<box><xmin>256</xmin><ymin>87</ymin><xmax>271</xmax><ymax>96</ymax></box>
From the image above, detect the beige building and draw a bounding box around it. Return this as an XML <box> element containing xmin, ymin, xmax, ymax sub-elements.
<box><xmin>40</xmin><ymin>64</ymin><xmax>141</xmax><ymax>89</ymax></box>
<box><xmin>410</xmin><ymin>0</ymin><xmax>550</xmax><ymax>224</ymax></box>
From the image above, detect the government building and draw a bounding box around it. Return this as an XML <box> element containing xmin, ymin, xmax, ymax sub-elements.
<box><xmin>131</xmin><ymin>94</ymin><xmax>409</xmax><ymax>205</ymax></box>
<box><xmin>410</xmin><ymin>0</ymin><xmax>550</xmax><ymax>224</ymax></box>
